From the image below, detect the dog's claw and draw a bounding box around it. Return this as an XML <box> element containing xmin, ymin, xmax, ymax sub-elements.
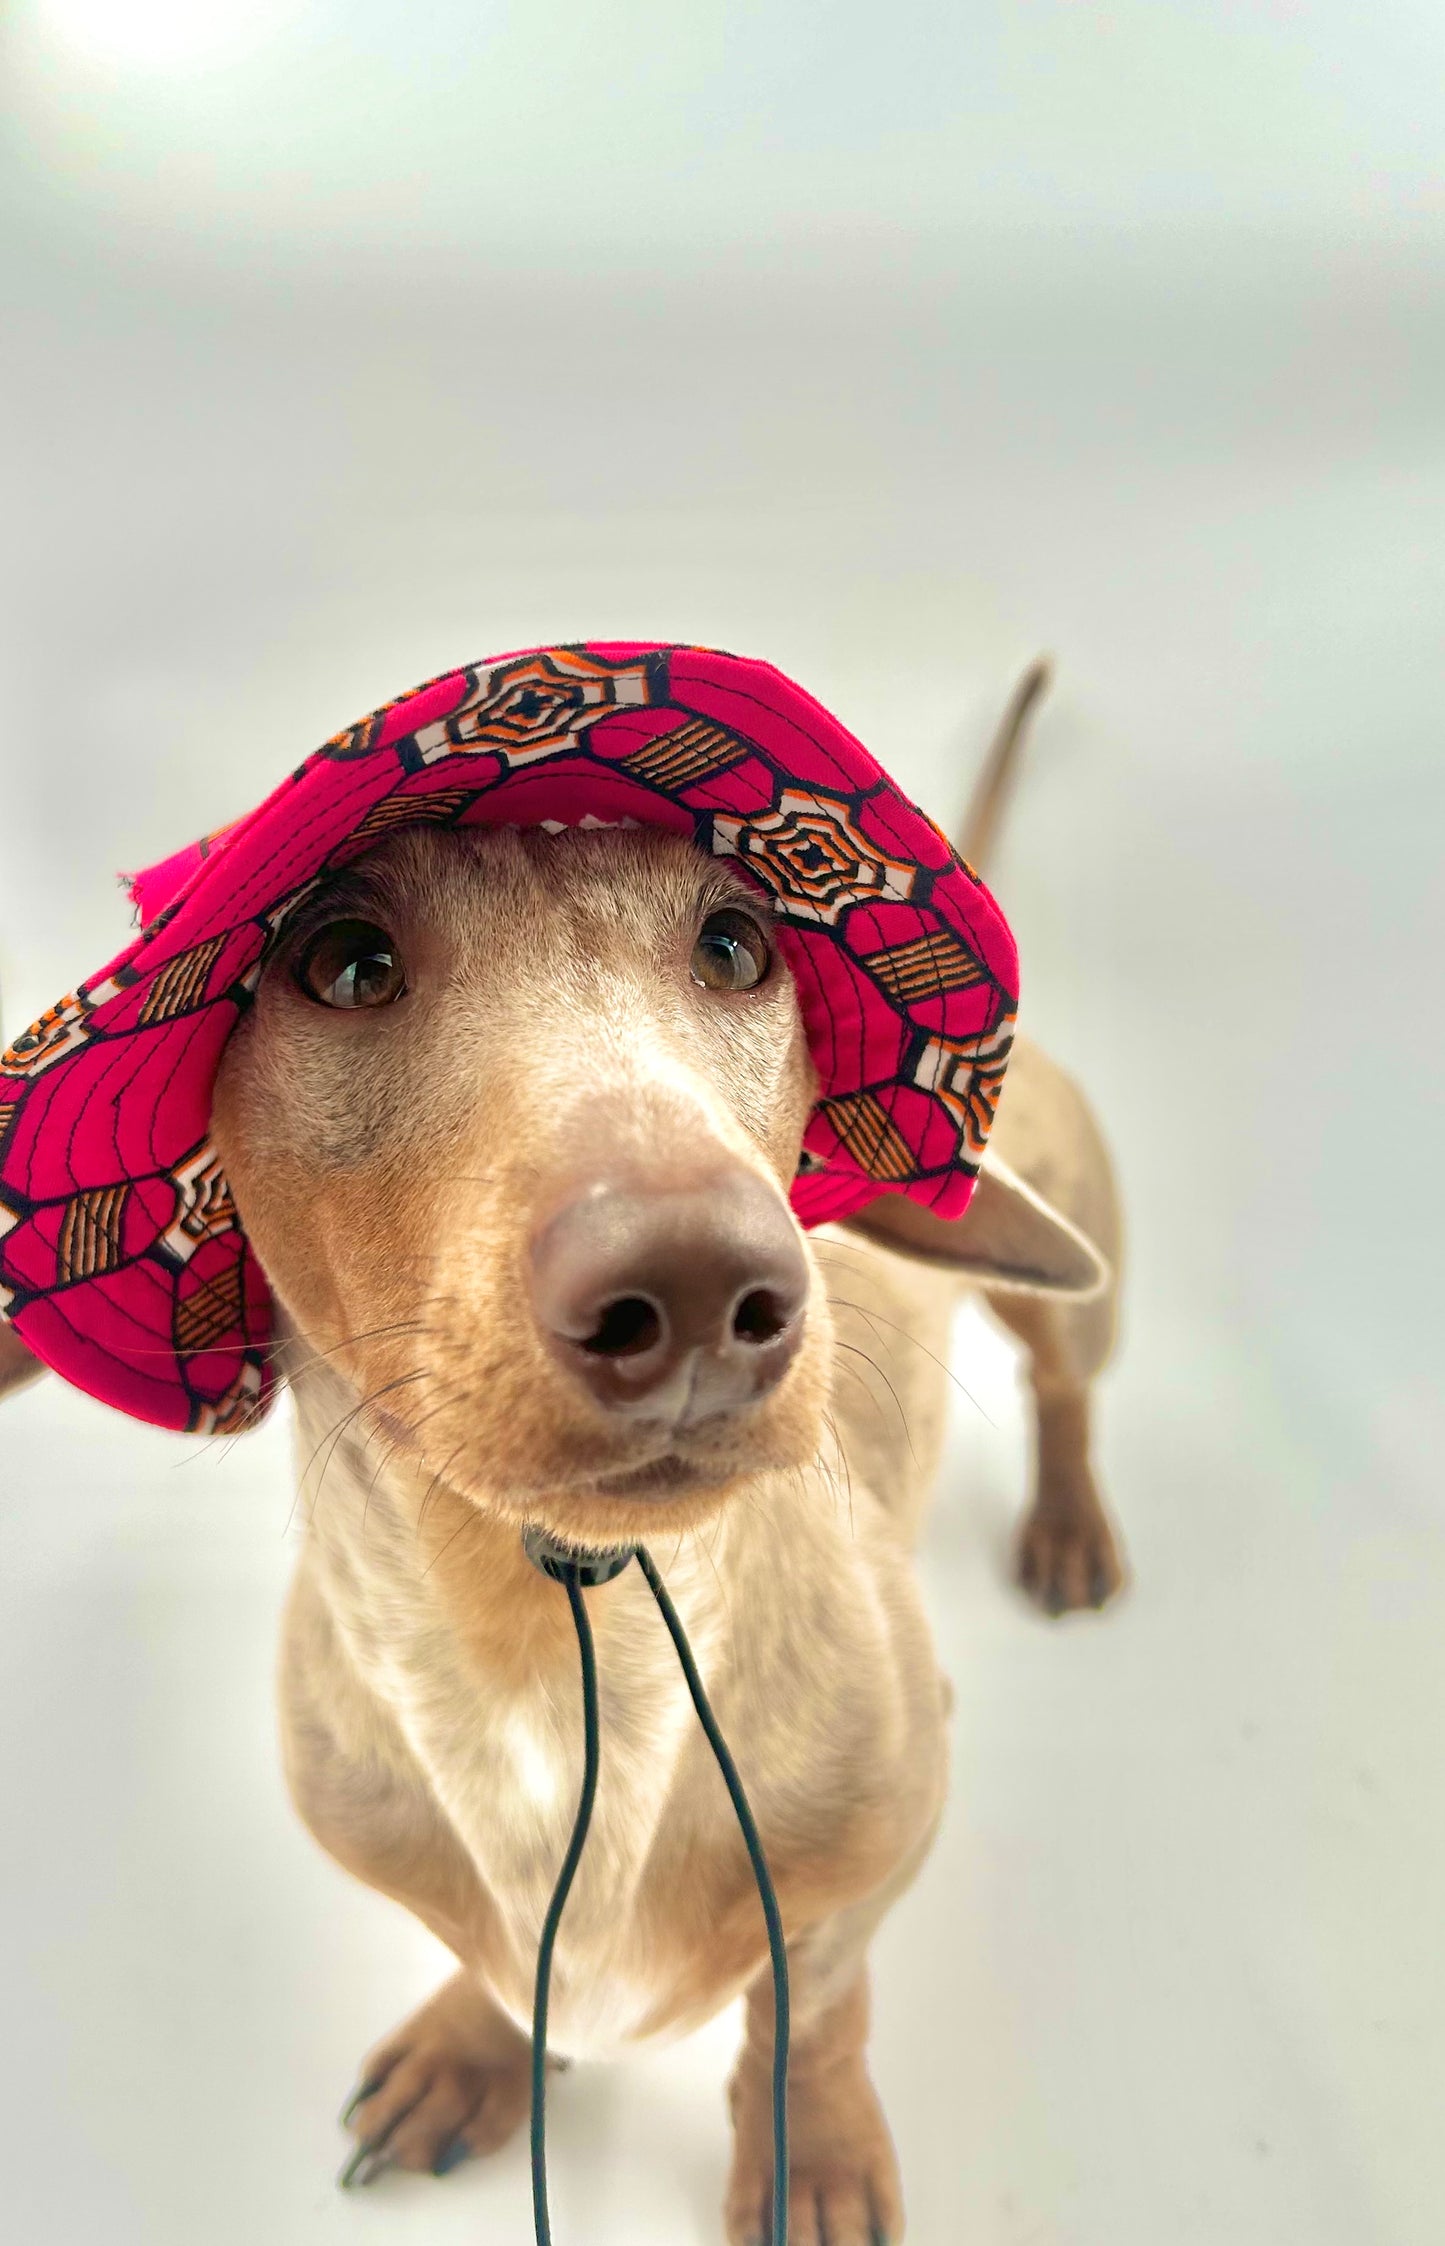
<box><xmin>340</xmin><ymin>2074</ymin><xmax>386</xmax><ymax>2129</ymax></box>
<box><xmin>432</xmin><ymin>2138</ymin><xmax>470</xmax><ymax>2178</ymax></box>
<box><xmin>338</xmin><ymin>2140</ymin><xmax>390</xmax><ymax>2190</ymax></box>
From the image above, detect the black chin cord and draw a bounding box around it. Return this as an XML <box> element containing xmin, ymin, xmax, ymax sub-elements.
<box><xmin>527</xmin><ymin>1564</ymin><xmax>602</xmax><ymax>2246</ymax></box>
<box><xmin>524</xmin><ymin>1535</ymin><xmax>790</xmax><ymax>2246</ymax></box>
<box><xmin>634</xmin><ymin>1545</ymin><xmax>791</xmax><ymax>2244</ymax></box>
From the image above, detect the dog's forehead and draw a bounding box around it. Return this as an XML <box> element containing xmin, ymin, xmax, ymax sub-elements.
<box><xmin>343</xmin><ymin>822</ymin><xmax>761</xmax><ymax>938</ymax></box>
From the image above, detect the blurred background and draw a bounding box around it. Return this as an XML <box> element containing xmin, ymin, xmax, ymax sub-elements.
<box><xmin>1</xmin><ymin>3</ymin><xmax>1441</xmax><ymax>2240</ymax></box>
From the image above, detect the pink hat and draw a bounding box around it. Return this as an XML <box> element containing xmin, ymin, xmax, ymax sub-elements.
<box><xmin>0</xmin><ymin>643</ymin><xmax>1017</xmax><ymax>1433</ymax></box>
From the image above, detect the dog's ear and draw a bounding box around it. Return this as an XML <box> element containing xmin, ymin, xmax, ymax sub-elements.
<box><xmin>0</xmin><ymin>1322</ymin><xmax>45</xmax><ymax>1403</ymax></box>
<box><xmin>841</xmin><ymin>1155</ymin><xmax>1108</xmax><ymax>1297</ymax></box>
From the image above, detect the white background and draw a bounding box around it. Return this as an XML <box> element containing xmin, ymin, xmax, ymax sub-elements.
<box><xmin>0</xmin><ymin>4</ymin><xmax>1441</xmax><ymax>2240</ymax></box>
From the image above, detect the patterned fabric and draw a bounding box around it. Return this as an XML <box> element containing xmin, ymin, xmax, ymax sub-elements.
<box><xmin>0</xmin><ymin>643</ymin><xmax>1018</xmax><ymax>1433</ymax></box>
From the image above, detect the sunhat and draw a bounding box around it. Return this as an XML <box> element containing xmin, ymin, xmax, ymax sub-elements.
<box><xmin>0</xmin><ymin>642</ymin><xmax>1017</xmax><ymax>1432</ymax></box>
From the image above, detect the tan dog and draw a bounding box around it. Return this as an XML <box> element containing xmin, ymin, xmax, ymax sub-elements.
<box><xmin>1</xmin><ymin>666</ymin><xmax>1125</xmax><ymax>2244</ymax></box>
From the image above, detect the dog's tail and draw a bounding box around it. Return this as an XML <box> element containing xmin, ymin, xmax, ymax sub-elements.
<box><xmin>956</xmin><ymin>655</ymin><xmax>1052</xmax><ymax>875</ymax></box>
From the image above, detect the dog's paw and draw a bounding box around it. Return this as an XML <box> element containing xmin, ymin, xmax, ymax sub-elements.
<box><xmin>726</xmin><ymin>2055</ymin><xmax>903</xmax><ymax>2244</ymax></box>
<box><xmin>1017</xmin><ymin>1499</ymin><xmax>1126</xmax><ymax>1615</ymax></box>
<box><xmin>337</xmin><ymin>1969</ymin><xmax>532</xmax><ymax>2188</ymax></box>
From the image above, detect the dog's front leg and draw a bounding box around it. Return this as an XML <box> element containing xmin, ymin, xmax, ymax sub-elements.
<box><xmin>725</xmin><ymin>1875</ymin><xmax>926</xmax><ymax>2246</ymax></box>
<box><xmin>989</xmin><ymin>1285</ymin><xmax>1127</xmax><ymax>1614</ymax></box>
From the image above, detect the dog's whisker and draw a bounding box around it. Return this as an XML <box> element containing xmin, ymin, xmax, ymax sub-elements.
<box><xmin>831</xmin><ymin>1342</ymin><xmax>919</xmax><ymax>1468</ymax></box>
<box><xmin>417</xmin><ymin>1457</ymin><xmax>480</xmax><ymax>1577</ymax></box>
<box><xmin>696</xmin><ymin>1512</ymin><xmax>731</xmax><ymax>1626</ymax></box>
<box><xmin>823</xmin><ymin>1291</ymin><xmax>995</xmax><ymax>1430</ymax></box>
<box><xmin>176</xmin><ymin>1317</ymin><xmax>436</xmax><ymax>1484</ymax></box>
<box><xmin>358</xmin><ymin>1377</ymin><xmax>461</xmax><ymax>1544</ymax></box>
<box><xmin>829</xmin><ymin>1355</ymin><xmax>900</xmax><ymax>1459</ymax></box>
<box><xmin>298</xmin><ymin>1372</ymin><xmax>430</xmax><ymax>1531</ymax></box>
<box><xmin>818</xmin><ymin>1408</ymin><xmax>857</xmax><ymax>1541</ymax></box>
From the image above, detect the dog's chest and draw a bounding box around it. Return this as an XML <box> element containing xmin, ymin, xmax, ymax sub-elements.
<box><xmin>401</xmin><ymin>1605</ymin><xmax>721</xmax><ymax>2057</ymax></box>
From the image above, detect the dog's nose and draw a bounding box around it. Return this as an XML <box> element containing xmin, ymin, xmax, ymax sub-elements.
<box><xmin>530</xmin><ymin>1168</ymin><xmax>809</xmax><ymax>1425</ymax></box>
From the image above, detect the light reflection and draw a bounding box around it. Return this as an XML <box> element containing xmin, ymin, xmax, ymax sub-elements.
<box><xmin>32</xmin><ymin>0</ymin><xmax>281</xmax><ymax>69</ymax></box>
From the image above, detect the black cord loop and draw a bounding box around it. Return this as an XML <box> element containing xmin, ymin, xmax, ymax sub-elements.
<box><xmin>527</xmin><ymin>1539</ymin><xmax>791</xmax><ymax>2246</ymax></box>
<box><xmin>528</xmin><ymin>1566</ymin><xmax>601</xmax><ymax>2246</ymax></box>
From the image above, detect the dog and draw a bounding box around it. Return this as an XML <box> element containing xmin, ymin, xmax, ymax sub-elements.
<box><xmin>0</xmin><ymin>659</ymin><xmax>1125</xmax><ymax>2243</ymax></box>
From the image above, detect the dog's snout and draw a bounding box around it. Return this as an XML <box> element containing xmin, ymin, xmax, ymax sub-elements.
<box><xmin>530</xmin><ymin>1169</ymin><xmax>809</xmax><ymax>1426</ymax></box>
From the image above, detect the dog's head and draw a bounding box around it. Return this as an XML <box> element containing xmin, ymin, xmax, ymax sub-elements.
<box><xmin>211</xmin><ymin>823</ymin><xmax>829</xmax><ymax>1547</ymax></box>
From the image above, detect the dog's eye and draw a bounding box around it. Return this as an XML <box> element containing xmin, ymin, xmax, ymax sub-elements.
<box><xmin>296</xmin><ymin>920</ymin><xmax>406</xmax><ymax>1010</ymax></box>
<box><xmin>691</xmin><ymin>908</ymin><xmax>771</xmax><ymax>993</ymax></box>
